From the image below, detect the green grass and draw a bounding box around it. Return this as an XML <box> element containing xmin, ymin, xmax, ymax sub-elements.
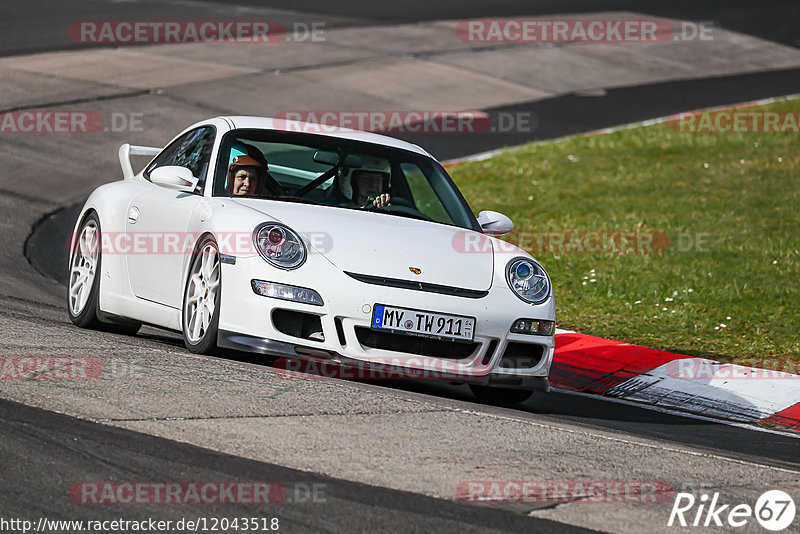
<box><xmin>449</xmin><ymin>97</ymin><xmax>800</xmax><ymax>371</ymax></box>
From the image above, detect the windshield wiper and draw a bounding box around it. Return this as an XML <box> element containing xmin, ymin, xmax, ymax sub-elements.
<box><xmin>362</xmin><ymin>206</ymin><xmax>431</xmax><ymax>222</ymax></box>
<box><xmin>229</xmin><ymin>194</ymin><xmax>321</xmax><ymax>205</ymax></box>
<box><xmin>271</xmin><ymin>195</ymin><xmax>323</xmax><ymax>205</ymax></box>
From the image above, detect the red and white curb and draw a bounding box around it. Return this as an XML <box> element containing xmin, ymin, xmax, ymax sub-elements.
<box><xmin>551</xmin><ymin>329</ymin><xmax>800</xmax><ymax>433</ymax></box>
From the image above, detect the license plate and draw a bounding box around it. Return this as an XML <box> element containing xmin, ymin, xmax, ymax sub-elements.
<box><xmin>371</xmin><ymin>304</ymin><xmax>475</xmax><ymax>342</ymax></box>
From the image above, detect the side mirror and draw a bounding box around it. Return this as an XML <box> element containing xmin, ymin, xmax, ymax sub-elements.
<box><xmin>150</xmin><ymin>166</ymin><xmax>198</xmax><ymax>193</ymax></box>
<box><xmin>477</xmin><ymin>210</ymin><xmax>514</xmax><ymax>236</ymax></box>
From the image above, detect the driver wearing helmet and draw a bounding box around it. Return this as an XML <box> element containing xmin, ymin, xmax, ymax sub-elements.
<box><xmin>226</xmin><ymin>154</ymin><xmax>265</xmax><ymax>196</ymax></box>
<box><xmin>338</xmin><ymin>156</ymin><xmax>392</xmax><ymax>208</ymax></box>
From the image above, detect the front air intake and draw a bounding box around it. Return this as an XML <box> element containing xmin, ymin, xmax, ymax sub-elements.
<box><xmin>355</xmin><ymin>327</ymin><xmax>478</xmax><ymax>359</ymax></box>
<box><xmin>272</xmin><ymin>309</ymin><xmax>324</xmax><ymax>342</ymax></box>
<box><xmin>498</xmin><ymin>343</ymin><xmax>545</xmax><ymax>369</ymax></box>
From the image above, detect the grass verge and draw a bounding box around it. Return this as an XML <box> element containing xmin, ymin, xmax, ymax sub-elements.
<box><xmin>449</xmin><ymin>97</ymin><xmax>799</xmax><ymax>371</ymax></box>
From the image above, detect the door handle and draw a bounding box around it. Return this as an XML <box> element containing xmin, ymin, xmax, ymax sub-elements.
<box><xmin>127</xmin><ymin>206</ymin><xmax>140</xmax><ymax>224</ymax></box>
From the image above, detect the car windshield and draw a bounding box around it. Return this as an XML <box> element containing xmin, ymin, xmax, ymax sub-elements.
<box><xmin>213</xmin><ymin>129</ymin><xmax>480</xmax><ymax>231</ymax></box>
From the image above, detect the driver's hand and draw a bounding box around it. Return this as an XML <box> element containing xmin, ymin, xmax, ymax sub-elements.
<box><xmin>373</xmin><ymin>193</ymin><xmax>391</xmax><ymax>207</ymax></box>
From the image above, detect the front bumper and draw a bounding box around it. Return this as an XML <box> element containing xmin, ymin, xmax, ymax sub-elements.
<box><xmin>217</xmin><ymin>330</ymin><xmax>550</xmax><ymax>391</ymax></box>
<box><xmin>218</xmin><ymin>253</ymin><xmax>555</xmax><ymax>386</ymax></box>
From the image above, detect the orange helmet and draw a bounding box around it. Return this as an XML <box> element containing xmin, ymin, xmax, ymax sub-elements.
<box><xmin>226</xmin><ymin>155</ymin><xmax>265</xmax><ymax>194</ymax></box>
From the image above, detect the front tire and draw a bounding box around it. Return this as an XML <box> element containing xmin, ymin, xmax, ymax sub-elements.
<box><xmin>469</xmin><ymin>384</ymin><xmax>533</xmax><ymax>405</ymax></box>
<box><xmin>67</xmin><ymin>213</ymin><xmax>102</xmax><ymax>328</ymax></box>
<box><xmin>67</xmin><ymin>213</ymin><xmax>142</xmax><ymax>335</ymax></box>
<box><xmin>182</xmin><ymin>237</ymin><xmax>221</xmax><ymax>354</ymax></box>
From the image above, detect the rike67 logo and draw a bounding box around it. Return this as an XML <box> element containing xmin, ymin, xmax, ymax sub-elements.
<box><xmin>668</xmin><ymin>490</ymin><xmax>795</xmax><ymax>531</ymax></box>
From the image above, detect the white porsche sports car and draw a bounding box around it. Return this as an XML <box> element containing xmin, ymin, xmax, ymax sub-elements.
<box><xmin>67</xmin><ymin>117</ymin><xmax>555</xmax><ymax>404</ymax></box>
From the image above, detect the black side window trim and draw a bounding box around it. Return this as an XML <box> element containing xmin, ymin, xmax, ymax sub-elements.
<box><xmin>144</xmin><ymin>125</ymin><xmax>217</xmax><ymax>195</ymax></box>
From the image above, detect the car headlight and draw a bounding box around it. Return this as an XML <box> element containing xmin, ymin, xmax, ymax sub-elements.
<box><xmin>253</xmin><ymin>223</ymin><xmax>306</xmax><ymax>269</ymax></box>
<box><xmin>505</xmin><ymin>257</ymin><xmax>551</xmax><ymax>304</ymax></box>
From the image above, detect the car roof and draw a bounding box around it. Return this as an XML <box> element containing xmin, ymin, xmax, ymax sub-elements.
<box><xmin>219</xmin><ymin>116</ymin><xmax>433</xmax><ymax>158</ymax></box>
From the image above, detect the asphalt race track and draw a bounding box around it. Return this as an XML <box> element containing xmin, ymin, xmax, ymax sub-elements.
<box><xmin>2</xmin><ymin>1</ymin><xmax>800</xmax><ymax>533</ymax></box>
<box><xmin>1</xmin><ymin>398</ymin><xmax>591</xmax><ymax>533</ymax></box>
<box><xmin>1</xmin><ymin>0</ymin><xmax>798</xmax><ymax>55</ymax></box>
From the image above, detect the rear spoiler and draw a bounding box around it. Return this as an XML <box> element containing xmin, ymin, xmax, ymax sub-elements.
<box><xmin>118</xmin><ymin>143</ymin><xmax>161</xmax><ymax>180</ymax></box>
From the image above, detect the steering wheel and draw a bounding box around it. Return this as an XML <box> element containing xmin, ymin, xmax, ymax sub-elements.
<box><xmin>387</xmin><ymin>197</ymin><xmax>414</xmax><ymax>208</ymax></box>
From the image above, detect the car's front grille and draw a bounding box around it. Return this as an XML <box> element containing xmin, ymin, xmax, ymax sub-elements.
<box><xmin>354</xmin><ymin>327</ymin><xmax>478</xmax><ymax>359</ymax></box>
<box><xmin>345</xmin><ymin>272</ymin><xmax>489</xmax><ymax>299</ymax></box>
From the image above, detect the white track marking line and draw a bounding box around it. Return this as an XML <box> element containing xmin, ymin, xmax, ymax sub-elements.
<box><xmin>444</xmin><ymin>93</ymin><xmax>800</xmax><ymax>165</ymax></box>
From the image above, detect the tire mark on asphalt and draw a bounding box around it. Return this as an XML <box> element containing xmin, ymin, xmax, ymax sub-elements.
<box><xmin>99</xmin><ymin>408</ymin><xmax>454</xmax><ymax>423</ymax></box>
<box><xmin>0</xmin><ymin>89</ymin><xmax>154</xmax><ymax>114</ymax></box>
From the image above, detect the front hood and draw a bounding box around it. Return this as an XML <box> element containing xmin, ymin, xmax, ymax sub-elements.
<box><xmin>231</xmin><ymin>198</ymin><xmax>494</xmax><ymax>291</ymax></box>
